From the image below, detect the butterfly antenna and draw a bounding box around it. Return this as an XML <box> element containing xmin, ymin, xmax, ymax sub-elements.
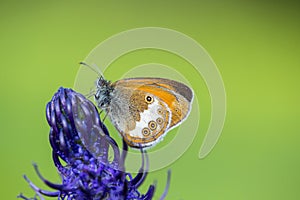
<box><xmin>79</xmin><ymin>61</ymin><xmax>104</xmax><ymax>77</ymax></box>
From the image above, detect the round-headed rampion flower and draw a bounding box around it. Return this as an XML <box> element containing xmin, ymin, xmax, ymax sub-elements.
<box><xmin>18</xmin><ymin>87</ymin><xmax>170</xmax><ymax>200</ymax></box>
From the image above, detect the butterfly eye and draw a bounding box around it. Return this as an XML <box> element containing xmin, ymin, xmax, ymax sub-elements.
<box><xmin>145</xmin><ymin>95</ymin><xmax>154</xmax><ymax>104</ymax></box>
<box><xmin>148</xmin><ymin>121</ymin><xmax>157</xmax><ymax>130</ymax></box>
<box><xmin>142</xmin><ymin>127</ymin><xmax>151</xmax><ymax>136</ymax></box>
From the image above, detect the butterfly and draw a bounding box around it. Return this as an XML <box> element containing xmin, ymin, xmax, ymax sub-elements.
<box><xmin>82</xmin><ymin>63</ymin><xmax>194</xmax><ymax>148</ymax></box>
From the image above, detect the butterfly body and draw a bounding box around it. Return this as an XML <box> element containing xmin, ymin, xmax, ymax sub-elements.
<box><xmin>95</xmin><ymin>77</ymin><xmax>193</xmax><ymax>148</ymax></box>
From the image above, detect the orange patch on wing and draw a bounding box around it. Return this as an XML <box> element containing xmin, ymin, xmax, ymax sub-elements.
<box><xmin>137</xmin><ymin>85</ymin><xmax>188</xmax><ymax>128</ymax></box>
<box><xmin>138</xmin><ymin>85</ymin><xmax>176</xmax><ymax>107</ymax></box>
<box><xmin>138</xmin><ymin>85</ymin><xmax>187</xmax><ymax>125</ymax></box>
<box><xmin>115</xmin><ymin>79</ymin><xmax>177</xmax><ymax>93</ymax></box>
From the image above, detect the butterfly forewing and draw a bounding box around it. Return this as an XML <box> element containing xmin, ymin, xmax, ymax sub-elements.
<box><xmin>106</xmin><ymin>78</ymin><xmax>193</xmax><ymax>148</ymax></box>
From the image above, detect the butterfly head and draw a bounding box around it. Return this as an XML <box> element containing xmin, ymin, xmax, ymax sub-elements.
<box><xmin>95</xmin><ymin>76</ymin><xmax>114</xmax><ymax>109</ymax></box>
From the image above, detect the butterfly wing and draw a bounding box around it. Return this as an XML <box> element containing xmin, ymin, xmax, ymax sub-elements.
<box><xmin>116</xmin><ymin>78</ymin><xmax>194</xmax><ymax>128</ymax></box>
<box><xmin>108</xmin><ymin>86</ymin><xmax>172</xmax><ymax>148</ymax></box>
<box><xmin>108</xmin><ymin>78</ymin><xmax>193</xmax><ymax>148</ymax></box>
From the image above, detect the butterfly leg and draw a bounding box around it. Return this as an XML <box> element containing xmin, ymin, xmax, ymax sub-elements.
<box><xmin>102</xmin><ymin>111</ymin><xmax>109</xmax><ymax>122</ymax></box>
<box><xmin>99</xmin><ymin>108</ymin><xmax>110</xmax><ymax>123</ymax></box>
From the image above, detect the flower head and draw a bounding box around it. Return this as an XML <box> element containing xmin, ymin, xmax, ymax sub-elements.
<box><xmin>19</xmin><ymin>87</ymin><xmax>170</xmax><ymax>200</ymax></box>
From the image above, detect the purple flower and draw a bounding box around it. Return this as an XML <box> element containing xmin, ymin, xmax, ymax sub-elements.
<box><xmin>18</xmin><ymin>87</ymin><xmax>170</xmax><ymax>200</ymax></box>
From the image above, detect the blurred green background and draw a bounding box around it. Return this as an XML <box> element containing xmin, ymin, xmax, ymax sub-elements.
<box><xmin>0</xmin><ymin>0</ymin><xmax>299</xmax><ymax>199</ymax></box>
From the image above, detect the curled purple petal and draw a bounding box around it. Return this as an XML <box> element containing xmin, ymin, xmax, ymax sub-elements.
<box><xmin>19</xmin><ymin>87</ymin><xmax>171</xmax><ymax>200</ymax></box>
<box><xmin>130</xmin><ymin>149</ymin><xmax>149</xmax><ymax>188</ymax></box>
<box><xmin>159</xmin><ymin>170</ymin><xmax>171</xmax><ymax>200</ymax></box>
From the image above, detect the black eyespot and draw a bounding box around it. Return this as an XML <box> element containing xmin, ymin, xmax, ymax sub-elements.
<box><xmin>145</xmin><ymin>95</ymin><xmax>153</xmax><ymax>103</ymax></box>
<box><xmin>148</xmin><ymin>121</ymin><xmax>157</xmax><ymax>130</ymax></box>
<box><xmin>157</xmin><ymin>108</ymin><xmax>163</xmax><ymax>115</ymax></box>
<box><xmin>142</xmin><ymin>127</ymin><xmax>151</xmax><ymax>136</ymax></box>
<box><xmin>156</xmin><ymin>117</ymin><xmax>163</xmax><ymax>125</ymax></box>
